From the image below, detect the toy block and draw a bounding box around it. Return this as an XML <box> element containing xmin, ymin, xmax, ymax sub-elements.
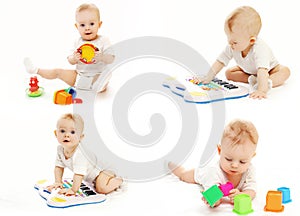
<box><xmin>277</xmin><ymin>187</ymin><xmax>292</xmax><ymax>204</ymax></box>
<box><xmin>66</xmin><ymin>87</ymin><xmax>77</xmax><ymax>99</ymax></box>
<box><xmin>219</xmin><ymin>182</ymin><xmax>234</xmax><ymax>196</ymax></box>
<box><xmin>201</xmin><ymin>185</ymin><xmax>223</xmax><ymax>207</ymax></box>
<box><xmin>53</xmin><ymin>90</ymin><xmax>72</xmax><ymax>105</ymax></box>
<box><xmin>264</xmin><ymin>190</ymin><xmax>284</xmax><ymax>212</ymax></box>
<box><xmin>233</xmin><ymin>194</ymin><xmax>254</xmax><ymax>215</ymax></box>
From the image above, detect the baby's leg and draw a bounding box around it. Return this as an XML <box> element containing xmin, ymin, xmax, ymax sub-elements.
<box><xmin>225</xmin><ymin>66</ymin><xmax>249</xmax><ymax>83</ymax></box>
<box><xmin>92</xmin><ymin>73</ymin><xmax>112</xmax><ymax>93</ymax></box>
<box><xmin>269</xmin><ymin>65</ymin><xmax>290</xmax><ymax>87</ymax></box>
<box><xmin>95</xmin><ymin>170</ymin><xmax>123</xmax><ymax>194</ymax></box>
<box><xmin>24</xmin><ymin>58</ymin><xmax>77</xmax><ymax>86</ymax></box>
<box><xmin>168</xmin><ymin>162</ymin><xmax>196</xmax><ymax>184</ymax></box>
<box><xmin>38</xmin><ymin>68</ymin><xmax>77</xmax><ymax>86</ymax></box>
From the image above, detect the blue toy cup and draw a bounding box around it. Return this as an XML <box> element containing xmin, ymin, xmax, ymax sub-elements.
<box><xmin>277</xmin><ymin>187</ymin><xmax>292</xmax><ymax>204</ymax></box>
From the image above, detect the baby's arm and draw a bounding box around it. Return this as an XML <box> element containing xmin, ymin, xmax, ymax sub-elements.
<box><xmin>94</xmin><ymin>51</ymin><xmax>115</xmax><ymax>64</ymax></box>
<box><xmin>228</xmin><ymin>189</ymin><xmax>256</xmax><ymax>203</ymax></box>
<box><xmin>67</xmin><ymin>51</ymin><xmax>81</xmax><ymax>65</ymax></box>
<box><xmin>58</xmin><ymin>174</ymin><xmax>84</xmax><ymax>196</ymax></box>
<box><xmin>168</xmin><ymin>162</ymin><xmax>196</xmax><ymax>183</ymax></box>
<box><xmin>46</xmin><ymin>166</ymin><xmax>64</xmax><ymax>191</ymax></box>
<box><xmin>194</xmin><ymin>60</ymin><xmax>224</xmax><ymax>84</ymax></box>
<box><xmin>250</xmin><ymin>68</ymin><xmax>269</xmax><ymax>99</ymax></box>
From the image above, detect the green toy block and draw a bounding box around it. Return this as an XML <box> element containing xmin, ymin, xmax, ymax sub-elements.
<box><xmin>201</xmin><ymin>185</ymin><xmax>224</xmax><ymax>207</ymax></box>
<box><xmin>233</xmin><ymin>194</ymin><xmax>254</xmax><ymax>215</ymax></box>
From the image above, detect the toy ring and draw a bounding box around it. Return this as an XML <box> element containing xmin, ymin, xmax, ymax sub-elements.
<box><xmin>77</xmin><ymin>43</ymin><xmax>99</xmax><ymax>64</ymax></box>
<box><xmin>26</xmin><ymin>87</ymin><xmax>44</xmax><ymax>97</ymax></box>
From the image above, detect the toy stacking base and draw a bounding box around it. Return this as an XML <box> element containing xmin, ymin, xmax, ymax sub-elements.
<box><xmin>34</xmin><ymin>178</ymin><xmax>106</xmax><ymax>208</ymax></box>
<box><xmin>162</xmin><ymin>77</ymin><xmax>249</xmax><ymax>104</ymax></box>
<box><xmin>26</xmin><ymin>87</ymin><xmax>44</xmax><ymax>97</ymax></box>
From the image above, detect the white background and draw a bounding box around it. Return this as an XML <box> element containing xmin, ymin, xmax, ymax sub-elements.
<box><xmin>1</xmin><ymin>0</ymin><xmax>300</xmax><ymax>215</ymax></box>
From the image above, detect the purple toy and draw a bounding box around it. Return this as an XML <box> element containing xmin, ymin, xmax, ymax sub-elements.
<box><xmin>219</xmin><ymin>182</ymin><xmax>234</xmax><ymax>196</ymax></box>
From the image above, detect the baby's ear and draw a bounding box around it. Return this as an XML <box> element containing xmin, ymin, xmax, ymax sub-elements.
<box><xmin>74</xmin><ymin>23</ymin><xmax>78</xmax><ymax>29</ymax></box>
<box><xmin>80</xmin><ymin>134</ymin><xmax>85</xmax><ymax>140</ymax></box>
<box><xmin>250</xmin><ymin>36</ymin><xmax>256</xmax><ymax>45</ymax></box>
<box><xmin>217</xmin><ymin>144</ymin><xmax>221</xmax><ymax>155</ymax></box>
<box><xmin>54</xmin><ymin>130</ymin><xmax>57</xmax><ymax>137</ymax></box>
<box><xmin>252</xmin><ymin>152</ymin><xmax>256</xmax><ymax>157</ymax></box>
<box><xmin>98</xmin><ymin>21</ymin><xmax>102</xmax><ymax>28</ymax></box>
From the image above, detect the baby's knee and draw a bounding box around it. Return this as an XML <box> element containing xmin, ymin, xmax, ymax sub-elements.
<box><xmin>282</xmin><ymin>66</ymin><xmax>291</xmax><ymax>78</ymax></box>
<box><xmin>52</xmin><ymin>68</ymin><xmax>62</xmax><ymax>76</ymax></box>
<box><xmin>95</xmin><ymin>185</ymin><xmax>111</xmax><ymax>194</ymax></box>
<box><xmin>225</xmin><ymin>68</ymin><xmax>234</xmax><ymax>80</ymax></box>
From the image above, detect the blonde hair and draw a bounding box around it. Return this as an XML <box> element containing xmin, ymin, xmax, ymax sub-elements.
<box><xmin>225</xmin><ymin>6</ymin><xmax>262</xmax><ymax>37</ymax></box>
<box><xmin>57</xmin><ymin>113</ymin><xmax>84</xmax><ymax>135</ymax></box>
<box><xmin>76</xmin><ymin>3</ymin><xmax>100</xmax><ymax>21</ymax></box>
<box><xmin>221</xmin><ymin>119</ymin><xmax>258</xmax><ymax>146</ymax></box>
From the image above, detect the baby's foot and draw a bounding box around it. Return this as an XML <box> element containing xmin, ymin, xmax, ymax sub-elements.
<box><xmin>252</xmin><ymin>79</ymin><xmax>273</xmax><ymax>91</ymax></box>
<box><xmin>248</xmin><ymin>75</ymin><xmax>257</xmax><ymax>86</ymax></box>
<box><xmin>24</xmin><ymin>57</ymin><xmax>38</xmax><ymax>74</ymax></box>
<box><xmin>248</xmin><ymin>75</ymin><xmax>272</xmax><ymax>92</ymax></box>
<box><xmin>267</xmin><ymin>79</ymin><xmax>273</xmax><ymax>89</ymax></box>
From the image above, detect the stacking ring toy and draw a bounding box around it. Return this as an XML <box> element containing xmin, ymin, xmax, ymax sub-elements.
<box><xmin>77</xmin><ymin>43</ymin><xmax>99</xmax><ymax>64</ymax></box>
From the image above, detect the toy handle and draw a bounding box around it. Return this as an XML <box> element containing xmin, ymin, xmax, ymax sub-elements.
<box><xmin>162</xmin><ymin>79</ymin><xmax>186</xmax><ymax>96</ymax></box>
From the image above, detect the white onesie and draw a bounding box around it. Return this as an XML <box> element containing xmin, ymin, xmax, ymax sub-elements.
<box><xmin>55</xmin><ymin>144</ymin><xmax>101</xmax><ymax>183</ymax></box>
<box><xmin>72</xmin><ymin>35</ymin><xmax>114</xmax><ymax>91</ymax></box>
<box><xmin>217</xmin><ymin>38</ymin><xmax>279</xmax><ymax>75</ymax></box>
<box><xmin>194</xmin><ymin>162</ymin><xmax>256</xmax><ymax>192</ymax></box>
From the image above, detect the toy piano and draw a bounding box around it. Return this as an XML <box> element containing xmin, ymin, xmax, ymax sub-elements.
<box><xmin>162</xmin><ymin>77</ymin><xmax>249</xmax><ymax>104</ymax></box>
<box><xmin>34</xmin><ymin>179</ymin><xmax>106</xmax><ymax>208</ymax></box>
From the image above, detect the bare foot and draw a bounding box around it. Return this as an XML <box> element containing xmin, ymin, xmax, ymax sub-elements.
<box><xmin>99</xmin><ymin>87</ymin><xmax>107</xmax><ymax>93</ymax></box>
<box><xmin>98</xmin><ymin>82</ymin><xmax>109</xmax><ymax>93</ymax></box>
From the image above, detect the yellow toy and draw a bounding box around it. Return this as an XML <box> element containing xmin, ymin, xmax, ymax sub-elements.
<box><xmin>77</xmin><ymin>43</ymin><xmax>99</xmax><ymax>64</ymax></box>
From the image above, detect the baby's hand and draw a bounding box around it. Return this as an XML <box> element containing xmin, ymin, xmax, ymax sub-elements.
<box><xmin>93</xmin><ymin>51</ymin><xmax>103</xmax><ymax>63</ymax></box>
<box><xmin>201</xmin><ymin>196</ymin><xmax>221</xmax><ymax>208</ymax></box>
<box><xmin>192</xmin><ymin>75</ymin><xmax>213</xmax><ymax>84</ymax></box>
<box><xmin>73</xmin><ymin>51</ymin><xmax>81</xmax><ymax>62</ymax></box>
<box><xmin>228</xmin><ymin>188</ymin><xmax>241</xmax><ymax>203</ymax></box>
<box><xmin>58</xmin><ymin>188</ymin><xmax>76</xmax><ymax>196</ymax></box>
<box><xmin>249</xmin><ymin>90</ymin><xmax>267</xmax><ymax>99</ymax></box>
<box><xmin>68</xmin><ymin>51</ymin><xmax>81</xmax><ymax>64</ymax></box>
<box><xmin>46</xmin><ymin>182</ymin><xmax>63</xmax><ymax>192</ymax></box>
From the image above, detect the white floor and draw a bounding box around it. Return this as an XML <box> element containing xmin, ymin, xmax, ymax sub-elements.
<box><xmin>1</xmin><ymin>0</ymin><xmax>300</xmax><ymax>215</ymax></box>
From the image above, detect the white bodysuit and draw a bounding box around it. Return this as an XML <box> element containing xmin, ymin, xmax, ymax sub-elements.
<box><xmin>217</xmin><ymin>38</ymin><xmax>279</xmax><ymax>75</ymax></box>
<box><xmin>72</xmin><ymin>35</ymin><xmax>114</xmax><ymax>91</ymax></box>
<box><xmin>194</xmin><ymin>162</ymin><xmax>256</xmax><ymax>192</ymax></box>
<box><xmin>55</xmin><ymin>145</ymin><xmax>101</xmax><ymax>183</ymax></box>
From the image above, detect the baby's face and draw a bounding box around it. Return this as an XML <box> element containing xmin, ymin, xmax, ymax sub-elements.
<box><xmin>56</xmin><ymin>119</ymin><xmax>82</xmax><ymax>149</ymax></box>
<box><xmin>225</xmin><ymin>24</ymin><xmax>252</xmax><ymax>52</ymax></box>
<box><xmin>76</xmin><ymin>9</ymin><xmax>101</xmax><ymax>41</ymax></box>
<box><xmin>219</xmin><ymin>137</ymin><xmax>256</xmax><ymax>177</ymax></box>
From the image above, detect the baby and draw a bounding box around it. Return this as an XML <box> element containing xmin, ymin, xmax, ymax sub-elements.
<box><xmin>194</xmin><ymin>6</ymin><xmax>290</xmax><ymax>99</ymax></box>
<box><xmin>169</xmin><ymin>119</ymin><xmax>258</xmax><ymax>207</ymax></box>
<box><xmin>24</xmin><ymin>3</ymin><xmax>114</xmax><ymax>92</ymax></box>
<box><xmin>47</xmin><ymin>113</ymin><xmax>123</xmax><ymax>195</ymax></box>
